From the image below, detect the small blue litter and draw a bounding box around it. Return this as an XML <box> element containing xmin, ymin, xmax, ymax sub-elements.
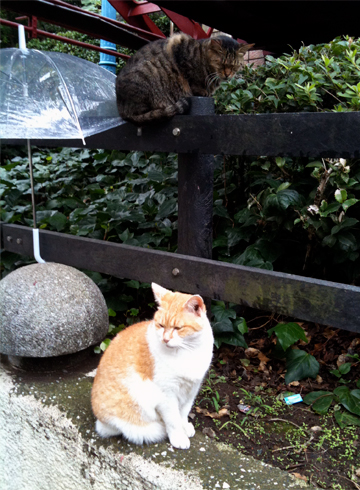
<box><xmin>284</xmin><ymin>394</ymin><xmax>303</xmax><ymax>405</ymax></box>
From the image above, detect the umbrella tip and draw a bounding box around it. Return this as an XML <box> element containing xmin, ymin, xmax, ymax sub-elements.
<box><xmin>18</xmin><ymin>24</ymin><xmax>27</xmax><ymax>50</ymax></box>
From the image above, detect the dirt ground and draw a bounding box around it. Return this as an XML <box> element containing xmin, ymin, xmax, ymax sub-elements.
<box><xmin>192</xmin><ymin>308</ymin><xmax>360</xmax><ymax>490</ymax></box>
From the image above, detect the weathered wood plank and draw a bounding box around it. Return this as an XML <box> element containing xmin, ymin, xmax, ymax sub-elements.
<box><xmin>2</xmin><ymin>222</ymin><xmax>360</xmax><ymax>333</ymax></box>
<box><xmin>3</xmin><ymin>111</ymin><xmax>360</xmax><ymax>158</ymax></box>
<box><xmin>177</xmin><ymin>98</ymin><xmax>215</xmax><ymax>258</ymax></box>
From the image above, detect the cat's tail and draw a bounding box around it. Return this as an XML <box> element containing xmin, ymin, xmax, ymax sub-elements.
<box><xmin>121</xmin><ymin>98</ymin><xmax>189</xmax><ymax>126</ymax></box>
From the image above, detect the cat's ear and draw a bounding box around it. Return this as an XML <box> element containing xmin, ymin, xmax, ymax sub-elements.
<box><xmin>152</xmin><ymin>283</ymin><xmax>170</xmax><ymax>305</ymax></box>
<box><xmin>209</xmin><ymin>38</ymin><xmax>223</xmax><ymax>51</ymax></box>
<box><xmin>238</xmin><ymin>43</ymin><xmax>255</xmax><ymax>54</ymax></box>
<box><xmin>184</xmin><ymin>295</ymin><xmax>205</xmax><ymax>317</ymax></box>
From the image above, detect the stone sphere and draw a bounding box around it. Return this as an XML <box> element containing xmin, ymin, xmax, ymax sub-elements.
<box><xmin>0</xmin><ymin>263</ymin><xmax>109</xmax><ymax>357</ymax></box>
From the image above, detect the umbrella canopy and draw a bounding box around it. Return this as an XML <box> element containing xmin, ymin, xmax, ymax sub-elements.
<box><xmin>0</xmin><ymin>48</ymin><xmax>123</xmax><ymax>143</ymax></box>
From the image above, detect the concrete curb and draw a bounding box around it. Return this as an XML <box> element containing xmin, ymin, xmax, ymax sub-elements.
<box><xmin>0</xmin><ymin>358</ymin><xmax>309</xmax><ymax>490</ymax></box>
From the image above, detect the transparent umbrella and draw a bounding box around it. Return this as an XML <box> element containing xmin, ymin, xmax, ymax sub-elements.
<box><xmin>0</xmin><ymin>26</ymin><xmax>123</xmax><ymax>261</ymax></box>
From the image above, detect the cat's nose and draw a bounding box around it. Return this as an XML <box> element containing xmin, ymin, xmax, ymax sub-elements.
<box><xmin>163</xmin><ymin>337</ymin><xmax>170</xmax><ymax>344</ymax></box>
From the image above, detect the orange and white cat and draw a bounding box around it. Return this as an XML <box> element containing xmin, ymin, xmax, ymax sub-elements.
<box><xmin>91</xmin><ymin>283</ymin><xmax>214</xmax><ymax>450</ymax></box>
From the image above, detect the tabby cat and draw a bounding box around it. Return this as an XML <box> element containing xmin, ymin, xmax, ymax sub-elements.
<box><xmin>91</xmin><ymin>283</ymin><xmax>214</xmax><ymax>449</ymax></box>
<box><xmin>116</xmin><ymin>33</ymin><xmax>254</xmax><ymax>125</ymax></box>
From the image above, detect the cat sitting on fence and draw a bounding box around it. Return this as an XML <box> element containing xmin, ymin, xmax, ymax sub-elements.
<box><xmin>91</xmin><ymin>283</ymin><xmax>214</xmax><ymax>449</ymax></box>
<box><xmin>116</xmin><ymin>32</ymin><xmax>254</xmax><ymax>125</ymax></box>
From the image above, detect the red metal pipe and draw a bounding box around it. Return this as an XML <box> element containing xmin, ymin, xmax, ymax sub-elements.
<box><xmin>0</xmin><ymin>18</ymin><xmax>130</xmax><ymax>60</ymax></box>
<box><xmin>43</xmin><ymin>0</ymin><xmax>164</xmax><ymax>40</ymax></box>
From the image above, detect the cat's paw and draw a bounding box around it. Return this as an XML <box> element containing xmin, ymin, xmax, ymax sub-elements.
<box><xmin>169</xmin><ymin>430</ymin><xmax>190</xmax><ymax>450</ymax></box>
<box><xmin>184</xmin><ymin>422</ymin><xmax>195</xmax><ymax>438</ymax></box>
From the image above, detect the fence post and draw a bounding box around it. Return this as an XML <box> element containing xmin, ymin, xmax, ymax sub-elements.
<box><xmin>177</xmin><ymin>96</ymin><xmax>215</xmax><ymax>300</ymax></box>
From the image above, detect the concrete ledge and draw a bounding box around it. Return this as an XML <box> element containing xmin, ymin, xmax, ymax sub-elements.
<box><xmin>0</xmin><ymin>356</ymin><xmax>308</xmax><ymax>490</ymax></box>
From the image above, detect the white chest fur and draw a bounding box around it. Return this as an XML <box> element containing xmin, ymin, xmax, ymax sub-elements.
<box><xmin>147</xmin><ymin>320</ymin><xmax>213</xmax><ymax>386</ymax></box>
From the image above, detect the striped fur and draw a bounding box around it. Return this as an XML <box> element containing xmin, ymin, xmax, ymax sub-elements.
<box><xmin>116</xmin><ymin>33</ymin><xmax>253</xmax><ymax>125</ymax></box>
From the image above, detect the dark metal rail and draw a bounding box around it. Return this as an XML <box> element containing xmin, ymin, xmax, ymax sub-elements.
<box><xmin>2</xmin><ymin>222</ymin><xmax>359</xmax><ymax>333</ymax></box>
<box><xmin>4</xmin><ymin>111</ymin><xmax>360</xmax><ymax>158</ymax></box>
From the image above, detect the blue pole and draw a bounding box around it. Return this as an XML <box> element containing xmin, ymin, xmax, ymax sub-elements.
<box><xmin>99</xmin><ymin>0</ymin><xmax>117</xmax><ymax>73</ymax></box>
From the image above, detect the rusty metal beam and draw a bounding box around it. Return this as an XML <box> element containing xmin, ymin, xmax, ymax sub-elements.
<box><xmin>1</xmin><ymin>0</ymin><xmax>152</xmax><ymax>49</ymax></box>
<box><xmin>0</xmin><ymin>18</ymin><xmax>130</xmax><ymax>59</ymax></box>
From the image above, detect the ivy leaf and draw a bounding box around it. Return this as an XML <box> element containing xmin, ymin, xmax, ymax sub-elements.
<box><xmin>155</xmin><ymin>198</ymin><xmax>177</xmax><ymax>220</ymax></box>
<box><xmin>334</xmin><ymin>410</ymin><xmax>360</xmax><ymax>428</ymax></box>
<box><xmin>212</xmin><ymin>302</ymin><xmax>237</xmax><ymax>323</ymax></box>
<box><xmin>99</xmin><ymin>338</ymin><xmax>111</xmax><ymax>352</ymax></box>
<box><xmin>215</xmin><ymin>331</ymin><xmax>247</xmax><ymax>349</ymax></box>
<box><xmin>212</xmin><ymin>318</ymin><xmax>234</xmax><ymax>334</ymax></box>
<box><xmin>303</xmin><ymin>391</ymin><xmax>334</xmax><ymax>415</ymax></box>
<box><xmin>333</xmin><ymin>386</ymin><xmax>360</xmax><ymax>416</ymax></box>
<box><xmin>147</xmin><ymin>169</ymin><xmax>164</xmax><ymax>182</ymax></box>
<box><xmin>267</xmin><ymin>322</ymin><xmax>308</xmax><ymax>351</ymax></box>
<box><xmin>237</xmin><ymin>317</ymin><xmax>248</xmax><ymax>334</ymax></box>
<box><xmin>48</xmin><ymin>212</ymin><xmax>68</xmax><ymax>231</ymax></box>
<box><xmin>275</xmin><ymin>157</ymin><xmax>286</xmax><ymax>168</ymax></box>
<box><xmin>339</xmin><ymin>362</ymin><xmax>352</xmax><ymax>375</ymax></box>
<box><xmin>124</xmin><ymin>280</ymin><xmax>140</xmax><ymax>289</ymax></box>
<box><xmin>285</xmin><ymin>349</ymin><xmax>320</xmax><ymax>384</ymax></box>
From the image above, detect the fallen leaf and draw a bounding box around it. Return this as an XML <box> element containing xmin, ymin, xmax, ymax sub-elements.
<box><xmin>323</xmin><ymin>349</ymin><xmax>336</xmax><ymax>363</ymax></box>
<box><xmin>237</xmin><ymin>404</ymin><xmax>251</xmax><ymax>413</ymax></box>
<box><xmin>202</xmin><ymin>427</ymin><xmax>216</xmax><ymax>438</ymax></box>
<box><xmin>240</xmin><ymin>358</ymin><xmax>251</xmax><ymax>367</ymax></box>
<box><xmin>288</xmin><ymin>381</ymin><xmax>300</xmax><ymax>387</ymax></box>
<box><xmin>337</xmin><ymin>353</ymin><xmax>349</xmax><ymax>367</ymax></box>
<box><xmin>259</xmin><ymin>362</ymin><xmax>269</xmax><ymax>373</ymax></box>
<box><xmin>258</xmin><ymin>352</ymin><xmax>271</xmax><ymax>363</ymax></box>
<box><xmin>195</xmin><ymin>406</ymin><xmax>229</xmax><ymax>419</ymax></box>
<box><xmin>349</xmin><ymin>338</ymin><xmax>360</xmax><ymax>351</ymax></box>
<box><xmin>245</xmin><ymin>347</ymin><xmax>260</xmax><ymax>358</ymax></box>
<box><xmin>291</xmin><ymin>473</ymin><xmax>308</xmax><ymax>482</ymax></box>
<box><xmin>249</xmin><ymin>338</ymin><xmax>266</xmax><ymax>349</ymax></box>
<box><xmin>299</xmin><ymin>339</ymin><xmax>309</xmax><ymax>346</ymax></box>
<box><xmin>322</xmin><ymin>327</ymin><xmax>337</xmax><ymax>340</ymax></box>
<box><xmin>316</xmin><ymin>375</ymin><xmax>323</xmax><ymax>384</ymax></box>
<box><xmin>310</xmin><ymin>426</ymin><xmax>323</xmax><ymax>432</ymax></box>
<box><xmin>355</xmin><ymin>467</ymin><xmax>360</xmax><ymax>478</ymax></box>
<box><xmin>312</xmin><ymin>343</ymin><xmax>324</xmax><ymax>355</ymax></box>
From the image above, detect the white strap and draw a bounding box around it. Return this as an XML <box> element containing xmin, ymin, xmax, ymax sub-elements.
<box><xmin>33</xmin><ymin>228</ymin><xmax>46</xmax><ymax>264</ymax></box>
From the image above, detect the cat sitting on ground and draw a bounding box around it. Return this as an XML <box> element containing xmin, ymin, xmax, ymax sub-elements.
<box><xmin>91</xmin><ymin>283</ymin><xmax>214</xmax><ymax>449</ymax></box>
<box><xmin>116</xmin><ymin>33</ymin><xmax>254</xmax><ymax>125</ymax></box>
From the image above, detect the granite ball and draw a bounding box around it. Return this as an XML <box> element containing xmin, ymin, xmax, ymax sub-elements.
<box><xmin>0</xmin><ymin>263</ymin><xmax>109</xmax><ymax>357</ymax></box>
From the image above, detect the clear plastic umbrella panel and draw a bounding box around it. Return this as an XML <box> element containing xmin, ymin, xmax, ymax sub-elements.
<box><xmin>0</xmin><ymin>30</ymin><xmax>123</xmax><ymax>262</ymax></box>
<box><xmin>0</xmin><ymin>47</ymin><xmax>122</xmax><ymax>142</ymax></box>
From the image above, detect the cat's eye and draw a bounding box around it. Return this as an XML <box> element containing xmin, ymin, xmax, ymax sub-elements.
<box><xmin>158</xmin><ymin>323</ymin><xmax>165</xmax><ymax>329</ymax></box>
<box><xmin>173</xmin><ymin>326</ymin><xmax>182</xmax><ymax>330</ymax></box>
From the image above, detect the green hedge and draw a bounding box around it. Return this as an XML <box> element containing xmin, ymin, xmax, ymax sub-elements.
<box><xmin>1</xmin><ymin>37</ymin><xmax>360</xmax><ymax>321</ymax></box>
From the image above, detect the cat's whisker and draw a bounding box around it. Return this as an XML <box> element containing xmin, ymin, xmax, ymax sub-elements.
<box><xmin>206</xmin><ymin>72</ymin><xmax>218</xmax><ymax>86</ymax></box>
<box><xmin>206</xmin><ymin>72</ymin><xmax>221</xmax><ymax>92</ymax></box>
